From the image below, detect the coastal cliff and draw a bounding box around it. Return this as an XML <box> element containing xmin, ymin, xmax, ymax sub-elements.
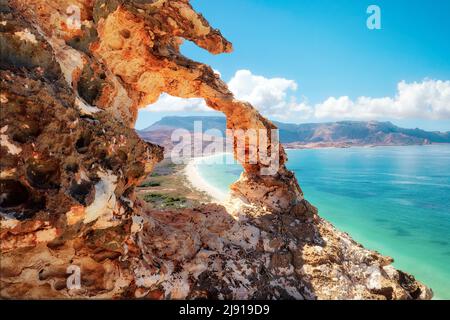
<box><xmin>0</xmin><ymin>0</ymin><xmax>432</xmax><ymax>299</ymax></box>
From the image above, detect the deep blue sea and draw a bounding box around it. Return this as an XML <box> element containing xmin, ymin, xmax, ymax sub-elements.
<box><xmin>195</xmin><ymin>145</ymin><xmax>450</xmax><ymax>299</ymax></box>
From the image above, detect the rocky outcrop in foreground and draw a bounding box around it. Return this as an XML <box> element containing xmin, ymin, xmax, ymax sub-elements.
<box><xmin>0</xmin><ymin>0</ymin><xmax>432</xmax><ymax>299</ymax></box>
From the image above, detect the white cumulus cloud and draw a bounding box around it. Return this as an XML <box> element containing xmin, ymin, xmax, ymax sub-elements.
<box><xmin>228</xmin><ymin>70</ymin><xmax>313</xmax><ymax>120</ymax></box>
<box><xmin>315</xmin><ymin>79</ymin><xmax>450</xmax><ymax>120</ymax></box>
<box><xmin>142</xmin><ymin>70</ymin><xmax>450</xmax><ymax>123</ymax></box>
<box><xmin>143</xmin><ymin>93</ymin><xmax>209</xmax><ymax>113</ymax></box>
<box><xmin>141</xmin><ymin>69</ymin><xmax>313</xmax><ymax>120</ymax></box>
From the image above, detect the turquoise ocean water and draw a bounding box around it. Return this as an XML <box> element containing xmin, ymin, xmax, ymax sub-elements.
<box><xmin>195</xmin><ymin>145</ymin><xmax>450</xmax><ymax>299</ymax></box>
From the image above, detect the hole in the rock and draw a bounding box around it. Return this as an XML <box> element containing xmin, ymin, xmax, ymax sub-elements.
<box><xmin>180</xmin><ymin>40</ymin><xmax>217</xmax><ymax>70</ymax></box>
<box><xmin>69</xmin><ymin>180</ymin><xmax>94</xmax><ymax>205</ymax></box>
<box><xmin>135</xmin><ymin>94</ymin><xmax>225</xmax><ymax>152</ymax></box>
<box><xmin>11</xmin><ymin>118</ymin><xmax>42</xmax><ymax>143</ymax></box>
<box><xmin>0</xmin><ymin>179</ymin><xmax>30</xmax><ymax>208</ymax></box>
<box><xmin>26</xmin><ymin>158</ymin><xmax>61</xmax><ymax>189</ymax></box>
<box><xmin>75</xmin><ymin>131</ymin><xmax>92</xmax><ymax>154</ymax></box>
<box><xmin>77</xmin><ymin>65</ymin><xmax>104</xmax><ymax>106</ymax></box>
<box><xmin>119</xmin><ymin>29</ymin><xmax>131</xmax><ymax>39</ymax></box>
<box><xmin>64</xmin><ymin>161</ymin><xmax>79</xmax><ymax>173</ymax></box>
<box><xmin>103</xmin><ymin>148</ymin><xmax>129</xmax><ymax>171</ymax></box>
<box><xmin>26</xmin><ymin>194</ymin><xmax>46</xmax><ymax>212</ymax></box>
<box><xmin>117</xmin><ymin>149</ymin><xmax>128</xmax><ymax>162</ymax></box>
<box><xmin>135</xmin><ymin>94</ymin><xmax>233</xmax><ymax>209</ymax></box>
<box><xmin>79</xmin><ymin>114</ymin><xmax>97</xmax><ymax>122</ymax></box>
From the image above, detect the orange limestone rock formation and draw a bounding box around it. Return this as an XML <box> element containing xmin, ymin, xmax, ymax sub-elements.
<box><xmin>1</xmin><ymin>0</ymin><xmax>432</xmax><ymax>299</ymax></box>
<box><xmin>10</xmin><ymin>0</ymin><xmax>303</xmax><ymax>214</ymax></box>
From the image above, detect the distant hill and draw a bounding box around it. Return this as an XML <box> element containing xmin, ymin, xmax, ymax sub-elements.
<box><xmin>137</xmin><ymin>116</ymin><xmax>450</xmax><ymax>150</ymax></box>
<box><xmin>142</xmin><ymin>116</ymin><xmax>228</xmax><ymax>133</ymax></box>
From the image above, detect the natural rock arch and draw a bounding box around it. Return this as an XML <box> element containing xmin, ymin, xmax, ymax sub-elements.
<box><xmin>11</xmin><ymin>0</ymin><xmax>304</xmax><ymax>214</ymax></box>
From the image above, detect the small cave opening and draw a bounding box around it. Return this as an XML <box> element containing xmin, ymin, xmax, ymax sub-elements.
<box><xmin>0</xmin><ymin>179</ymin><xmax>30</xmax><ymax>208</ymax></box>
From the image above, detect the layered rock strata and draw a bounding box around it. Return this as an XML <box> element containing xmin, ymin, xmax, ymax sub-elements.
<box><xmin>0</xmin><ymin>0</ymin><xmax>432</xmax><ymax>299</ymax></box>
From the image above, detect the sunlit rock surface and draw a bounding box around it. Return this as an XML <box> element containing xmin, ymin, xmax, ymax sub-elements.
<box><xmin>0</xmin><ymin>0</ymin><xmax>432</xmax><ymax>300</ymax></box>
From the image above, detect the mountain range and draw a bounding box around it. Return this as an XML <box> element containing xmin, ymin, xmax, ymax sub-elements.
<box><xmin>137</xmin><ymin>116</ymin><xmax>450</xmax><ymax>150</ymax></box>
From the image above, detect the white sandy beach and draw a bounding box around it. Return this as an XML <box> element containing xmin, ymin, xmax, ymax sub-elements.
<box><xmin>184</xmin><ymin>154</ymin><xmax>230</xmax><ymax>203</ymax></box>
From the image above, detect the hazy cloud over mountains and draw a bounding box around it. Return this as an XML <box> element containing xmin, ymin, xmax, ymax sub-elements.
<box><xmin>144</xmin><ymin>94</ymin><xmax>208</xmax><ymax>113</ymax></box>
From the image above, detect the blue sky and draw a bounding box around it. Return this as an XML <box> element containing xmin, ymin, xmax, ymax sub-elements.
<box><xmin>136</xmin><ymin>0</ymin><xmax>450</xmax><ymax>131</ymax></box>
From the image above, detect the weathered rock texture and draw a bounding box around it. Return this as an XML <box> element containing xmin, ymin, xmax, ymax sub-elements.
<box><xmin>0</xmin><ymin>0</ymin><xmax>432</xmax><ymax>299</ymax></box>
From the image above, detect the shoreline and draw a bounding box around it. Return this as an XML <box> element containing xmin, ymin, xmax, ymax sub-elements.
<box><xmin>182</xmin><ymin>144</ymin><xmax>450</xmax><ymax>202</ymax></box>
<box><xmin>180</xmin><ymin>149</ymin><xmax>448</xmax><ymax>299</ymax></box>
<box><xmin>184</xmin><ymin>155</ymin><xmax>230</xmax><ymax>203</ymax></box>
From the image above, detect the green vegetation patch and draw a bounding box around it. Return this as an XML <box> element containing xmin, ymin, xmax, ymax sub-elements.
<box><xmin>140</xmin><ymin>181</ymin><xmax>161</xmax><ymax>188</ymax></box>
<box><xmin>143</xmin><ymin>193</ymin><xmax>187</xmax><ymax>208</ymax></box>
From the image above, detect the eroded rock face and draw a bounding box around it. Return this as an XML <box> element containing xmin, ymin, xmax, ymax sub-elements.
<box><xmin>9</xmin><ymin>0</ymin><xmax>303</xmax><ymax>214</ymax></box>
<box><xmin>0</xmin><ymin>0</ymin><xmax>432</xmax><ymax>299</ymax></box>
<box><xmin>0</xmin><ymin>5</ymin><xmax>162</xmax><ymax>297</ymax></box>
<box><xmin>133</xmin><ymin>202</ymin><xmax>432</xmax><ymax>300</ymax></box>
